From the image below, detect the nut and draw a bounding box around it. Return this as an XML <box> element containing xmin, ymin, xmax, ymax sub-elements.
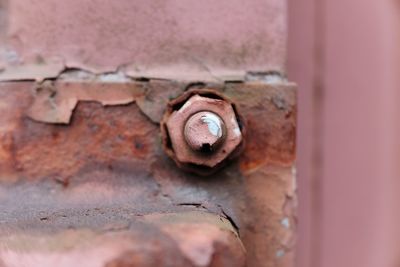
<box><xmin>161</xmin><ymin>89</ymin><xmax>245</xmax><ymax>175</ymax></box>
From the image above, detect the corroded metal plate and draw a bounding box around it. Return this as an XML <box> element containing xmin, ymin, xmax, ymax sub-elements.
<box><xmin>0</xmin><ymin>81</ymin><xmax>296</xmax><ymax>267</ymax></box>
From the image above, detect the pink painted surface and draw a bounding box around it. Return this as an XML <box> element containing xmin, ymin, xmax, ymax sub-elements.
<box><xmin>287</xmin><ymin>0</ymin><xmax>317</xmax><ymax>266</ymax></box>
<box><xmin>1</xmin><ymin>0</ymin><xmax>286</xmax><ymax>80</ymax></box>
<box><xmin>289</xmin><ymin>0</ymin><xmax>400</xmax><ymax>266</ymax></box>
<box><xmin>322</xmin><ymin>0</ymin><xmax>400</xmax><ymax>266</ymax></box>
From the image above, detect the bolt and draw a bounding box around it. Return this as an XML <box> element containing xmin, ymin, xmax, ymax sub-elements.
<box><xmin>161</xmin><ymin>90</ymin><xmax>244</xmax><ymax>175</ymax></box>
<box><xmin>184</xmin><ymin>111</ymin><xmax>226</xmax><ymax>153</ymax></box>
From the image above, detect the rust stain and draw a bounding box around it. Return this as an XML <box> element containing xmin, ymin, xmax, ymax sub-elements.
<box><xmin>15</xmin><ymin>102</ymin><xmax>156</xmax><ymax>181</ymax></box>
<box><xmin>223</xmin><ymin>83</ymin><xmax>296</xmax><ymax>172</ymax></box>
<box><xmin>0</xmin><ymin>81</ymin><xmax>296</xmax><ymax>267</ymax></box>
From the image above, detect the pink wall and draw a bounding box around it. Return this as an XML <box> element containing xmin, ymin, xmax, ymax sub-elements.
<box><xmin>289</xmin><ymin>0</ymin><xmax>400</xmax><ymax>266</ymax></box>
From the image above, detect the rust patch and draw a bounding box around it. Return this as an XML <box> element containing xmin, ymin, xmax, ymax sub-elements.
<box><xmin>15</xmin><ymin>102</ymin><xmax>156</xmax><ymax>181</ymax></box>
<box><xmin>0</xmin><ymin>81</ymin><xmax>296</xmax><ymax>267</ymax></box>
<box><xmin>223</xmin><ymin>83</ymin><xmax>296</xmax><ymax>172</ymax></box>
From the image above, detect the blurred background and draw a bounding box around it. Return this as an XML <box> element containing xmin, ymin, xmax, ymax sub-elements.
<box><xmin>289</xmin><ymin>0</ymin><xmax>400</xmax><ymax>266</ymax></box>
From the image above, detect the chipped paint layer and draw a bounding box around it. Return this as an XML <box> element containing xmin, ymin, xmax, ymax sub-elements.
<box><xmin>26</xmin><ymin>80</ymin><xmax>189</xmax><ymax>124</ymax></box>
<box><xmin>0</xmin><ymin>81</ymin><xmax>296</xmax><ymax>267</ymax></box>
<box><xmin>27</xmin><ymin>81</ymin><xmax>144</xmax><ymax>124</ymax></box>
<box><xmin>0</xmin><ymin>61</ymin><xmax>65</xmax><ymax>82</ymax></box>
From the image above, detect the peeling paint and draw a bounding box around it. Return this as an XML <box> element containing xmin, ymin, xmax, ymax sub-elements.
<box><xmin>0</xmin><ymin>81</ymin><xmax>296</xmax><ymax>267</ymax></box>
<box><xmin>25</xmin><ymin>77</ymin><xmax>190</xmax><ymax>125</ymax></box>
<box><xmin>59</xmin><ymin>69</ymin><xmax>133</xmax><ymax>83</ymax></box>
<box><xmin>27</xmin><ymin>81</ymin><xmax>144</xmax><ymax>124</ymax></box>
<box><xmin>0</xmin><ymin>62</ymin><xmax>287</xmax><ymax>84</ymax></box>
<box><xmin>0</xmin><ymin>62</ymin><xmax>65</xmax><ymax>82</ymax></box>
<box><xmin>245</xmin><ymin>72</ymin><xmax>287</xmax><ymax>84</ymax></box>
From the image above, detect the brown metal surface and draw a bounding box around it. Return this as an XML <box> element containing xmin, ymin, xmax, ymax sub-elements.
<box><xmin>0</xmin><ymin>80</ymin><xmax>296</xmax><ymax>267</ymax></box>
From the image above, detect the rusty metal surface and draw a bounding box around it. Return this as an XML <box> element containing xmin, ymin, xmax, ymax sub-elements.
<box><xmin>0</xmin><ymin>81</ymin><xmax>296</xmax><ymax>267</ymax></box>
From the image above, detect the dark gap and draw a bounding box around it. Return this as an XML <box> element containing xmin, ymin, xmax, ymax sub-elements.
<box><xmin>221</xmin><ymin>209</ymin><xmax>240</xmax><ymax>235</ymax></box>
<box><xmin>200</xmin><ymin>143</ymin><xmax>212</xmax><ymax>153</ymax></box>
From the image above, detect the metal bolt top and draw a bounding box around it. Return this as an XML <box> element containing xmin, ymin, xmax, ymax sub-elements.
<box><xmin>184</xmin><ymin>111</ymin><xmax>227</xmax><ymax>153</ymax></box>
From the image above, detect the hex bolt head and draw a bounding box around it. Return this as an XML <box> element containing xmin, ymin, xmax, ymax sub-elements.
<box><xmin>161</xmin><ymin>89</ymin><xmax>245</xmax><ymax>176</ymax></box>
<box><xmin>184</xmin><ymin>111</ymin><xmax>227</xmax><ymax>153</ymax></box>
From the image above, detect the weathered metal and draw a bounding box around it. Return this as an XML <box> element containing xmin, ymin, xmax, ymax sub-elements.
<box><xmin>161</xmin><ymin>90</ymin><xmax>244</xmax><ymax>175</ymax></box>
<box><xmin>0</xmin><ymin>0</ymin><xmax>295</xmax><ymax>265</ymax></box>
<box><xmin>0</xmin><ymin>80</ymin><xmax>296</xmax><ymax>267</ymax></box>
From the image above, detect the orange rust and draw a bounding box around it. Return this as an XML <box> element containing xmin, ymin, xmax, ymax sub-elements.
<box><xmin>0</xmin><ymin>81</ymin><xmax>296</xmax><ymax>267</ymax></box>
<box><xmin>223</xmin><ymin>83</ymin><xmax>296</xmax><ymax>172</ymax></box>
<box><xmin>14</xmin><ymin>102</ymin><xmax>156</xmax><ymax>181</ymax></box>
